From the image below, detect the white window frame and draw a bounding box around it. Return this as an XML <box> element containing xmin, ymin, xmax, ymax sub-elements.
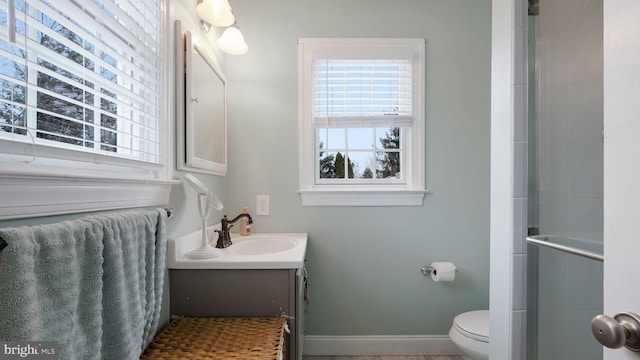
<box><xmin>0</xmin><ymin>0</ymin><xmax>176</xmax><ymax>220</ymax></box>
<box><xmin>298</xmin><ymin>38</ymin><xmax>426</xmax><ymax>206</ymax></box>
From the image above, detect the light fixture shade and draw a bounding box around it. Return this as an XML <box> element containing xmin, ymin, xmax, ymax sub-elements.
<box><xmin>217</xmin><ymin>26</ymin><xmax>248</xmax><ymax>55</ymax></box>
<box><xmin>196</xmin><ymin>0</ymin><xmax>235</xmax><ymax>27</ymax></box>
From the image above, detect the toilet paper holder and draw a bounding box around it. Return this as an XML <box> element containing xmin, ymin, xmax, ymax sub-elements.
<box><xmin>420</xmin><ymin>265</ymin><xmax>459</xmax><ymax>276</ymax></box>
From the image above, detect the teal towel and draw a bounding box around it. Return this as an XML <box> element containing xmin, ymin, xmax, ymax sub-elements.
<box><xmin>0</xmin><ymin>209</ymin><xmax>166</xmax><ymax>360</ymax></box>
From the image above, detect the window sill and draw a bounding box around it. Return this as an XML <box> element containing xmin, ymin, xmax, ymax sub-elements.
<box><xmin>298</xmin><ymin>189</ymin><xmax>427</xmax><ymax>206</ymax></box>
<box><xmin>0</xmin><ymin>171</ymin><xmax>179</xmax><ymax>220</ymax></box>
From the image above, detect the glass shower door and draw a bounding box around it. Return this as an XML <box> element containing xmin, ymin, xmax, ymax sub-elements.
<box><xmin>527</xmin><ymin>236</ymin><xmax>603</xmax><ymax>359</ymax></box>
<box><xmin>526</xmin><ymin>0</ymin><xmax>604</xmax><ymax>358</ymax></box>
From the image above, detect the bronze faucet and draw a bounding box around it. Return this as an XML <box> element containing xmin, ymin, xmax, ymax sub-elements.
<box><xmin>214</xmin><ymin>213</ymin><xmax>253</xmax><ymax>248</ymax></box>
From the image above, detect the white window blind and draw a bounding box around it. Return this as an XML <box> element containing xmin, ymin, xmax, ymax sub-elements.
<box><xmin>0</xmin><ymin>0</ymin><xmax>162</xmax><ymax>165</ymax></box>
<box><xmin>312</xmin><ymin>59</ymin><xmax>413</xmax><ymax>128</ymax></box>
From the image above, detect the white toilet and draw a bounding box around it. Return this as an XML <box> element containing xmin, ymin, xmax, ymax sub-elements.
<box><xmin>449</xmin><ymin>310</ymin><xmax>489</xmax><ymax>360</ymax></box>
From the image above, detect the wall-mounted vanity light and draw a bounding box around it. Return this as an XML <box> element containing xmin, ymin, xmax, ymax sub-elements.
<box><xmin>196</xmin><ymin>0</ymin><xmax>248</xmax><ymax>55</ymax></box>
<box><xmin>196</xmin><ymin>0</ymin><xmax>234</xmax><ymax>27</ymax></box>
<box><xmin>217</xmin><ymin>22</ymin><xmax>248</xmax><ymax>55</ymax></box>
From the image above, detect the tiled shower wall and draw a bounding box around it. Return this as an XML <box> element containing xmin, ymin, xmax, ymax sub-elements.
<box><xmin>535</xmin><ymin>0</ymin><xmax>603</xmax><ymax>246</ymax></box>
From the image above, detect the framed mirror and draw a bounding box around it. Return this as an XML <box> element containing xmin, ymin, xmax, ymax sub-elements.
<box><xmin>175</xmin><ymin>21</ymin><xmax>227</xmax><ymax>175</ymax></box>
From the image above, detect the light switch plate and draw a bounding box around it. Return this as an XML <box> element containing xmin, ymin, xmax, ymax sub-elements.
<box><xmin>256</xmin><ymin>195</ymin><xmax>270</xmax><ymax>215</ymax></box>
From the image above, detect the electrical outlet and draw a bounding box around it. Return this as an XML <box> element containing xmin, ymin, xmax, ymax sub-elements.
<box><xmin>256</xmin><ymin>195</ymin><xmax>270</xmax><ymax>215</ymax></box>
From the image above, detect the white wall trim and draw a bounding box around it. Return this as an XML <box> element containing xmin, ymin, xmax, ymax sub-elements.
<box><xmin>303</xmin><ymin>335</ymin><xmax>463</xmax><ymax>356</ymax></box>
<box><xmin>0</xmin><ymin>172</ymin><xmax>178</xmax><ymax>220</ymax></box>
<box><xmin>298</xmin><ymin>189</ymin><xmax>426</xmax><ymax>206</ymax></box>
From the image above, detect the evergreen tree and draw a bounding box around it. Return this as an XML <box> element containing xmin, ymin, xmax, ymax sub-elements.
<box><xmin>319</xmin><ymin>141</ymin><xmax>336</xmax><ymax>178</ymax></box>
<box><xmin>334</xmin><ymin>152</ymin><xmax>345</xmax><ymax>178</ymax></box>
<box><xmin>377</xmin><ymin>127</ymin><xmax>400</xmax><ymax>178</ymax></box>
<box><xmin>347</xmin><ymin>157</ymin><xmax>354</xmax><ymax>178</ymax></box>
<box><xmin>334</xmin><ymin>152</ymin><xmax>355</xmax><ymax>179</ymax></box>
<box><xmin>362</xmin><ymin>167</ymin><xmax>374</xmax><ymax>178</ymax></box>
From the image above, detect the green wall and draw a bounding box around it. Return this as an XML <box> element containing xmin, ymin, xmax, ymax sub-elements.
<box><xmin>0</xmin><ymin>0</ymin><xmax>492</xmax><ymax>337</ymax></box>
<box><xmin>223</xmin><ymin>0</ymin><xmax>492</xmax><ymax>335</ymax></box>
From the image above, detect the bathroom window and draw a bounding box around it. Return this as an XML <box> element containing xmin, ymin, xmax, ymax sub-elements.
<box><xmin>0</xmin><ymin>0</ymin><xmax>172</xmax><ymax>219</ymax></box>
<box><xmin>298</xmin><ymin>38</ymin><xmax>426</xmax><ymax>206</ymax></box>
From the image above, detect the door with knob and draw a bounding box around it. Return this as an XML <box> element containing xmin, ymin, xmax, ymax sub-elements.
<box><xmin>601</xmin><ymin>0</ymin><xmax>640</xmax><ymax>359</ymax></box>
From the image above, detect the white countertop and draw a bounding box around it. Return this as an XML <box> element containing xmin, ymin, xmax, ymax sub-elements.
<box><xmin>167</xmin><ymin>230</ymin><xmax>307</xmax><ymax>269</ymax></box>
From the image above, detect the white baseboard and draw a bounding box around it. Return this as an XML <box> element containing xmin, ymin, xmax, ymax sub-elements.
<box><xmin>303</xmin><ymin>335</ymin><xmax>464</xmax><ymax>356</ymax></box>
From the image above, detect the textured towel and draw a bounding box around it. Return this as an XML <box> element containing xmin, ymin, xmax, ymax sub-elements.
<box><xmin>0</xmin><ymin>209</ymin><xmax>166</xmax><ymax>360</ymax></box>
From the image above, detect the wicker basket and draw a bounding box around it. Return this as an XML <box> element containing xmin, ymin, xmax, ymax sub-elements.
<box><xmin>140</xmin><ymin>317</ymin><xmax>287</xmax><ymax>360</ymax></box>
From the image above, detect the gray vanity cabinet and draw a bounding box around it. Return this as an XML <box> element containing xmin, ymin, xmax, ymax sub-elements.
<box><xmin>170</xmin><ymin>267</ymin><xmax>306</xmax><ymax>360</ymax></box>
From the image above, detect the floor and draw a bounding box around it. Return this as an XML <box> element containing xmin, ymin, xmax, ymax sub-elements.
<box><xmin>303</xmin><ymin>357</ymin><xmax>466</xmax><ymax>360</ymax></box>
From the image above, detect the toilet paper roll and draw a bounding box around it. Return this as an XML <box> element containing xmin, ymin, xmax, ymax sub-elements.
<box><xmin>430</xmin><ymin>262</ymin><xmax>457</xmax><ymax>282</ymax></box>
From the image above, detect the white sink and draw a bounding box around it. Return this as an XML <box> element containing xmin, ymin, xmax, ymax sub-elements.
<box><xmin>227</xmin><ymin>237</ymin><xmax>297</xmax><ymax>255</ymax></box>
<box><xmin>167</xmin><ymin>231</ymin><xmax>307</xmax><ymax>269</ymax></box>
